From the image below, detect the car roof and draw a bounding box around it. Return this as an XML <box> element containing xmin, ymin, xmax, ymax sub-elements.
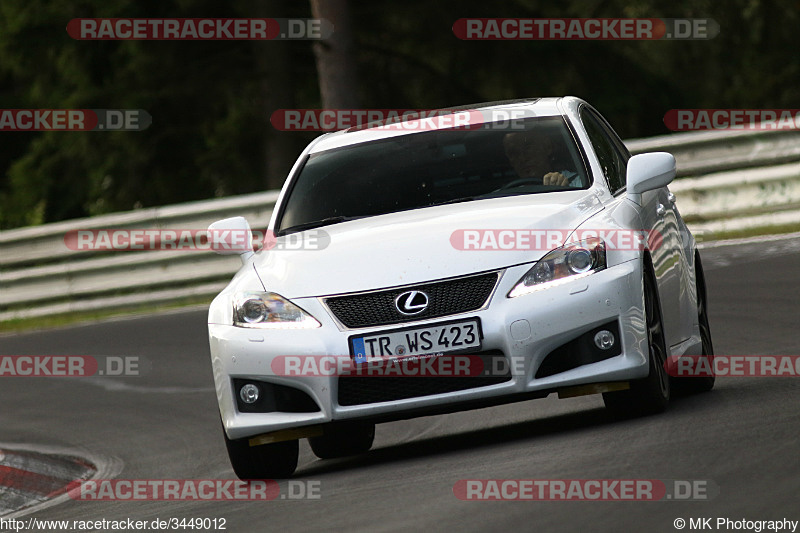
<box><xmin>308</xmin><ymin>97</ymin><xmax>574</xmax><ymax>154</ymax></box>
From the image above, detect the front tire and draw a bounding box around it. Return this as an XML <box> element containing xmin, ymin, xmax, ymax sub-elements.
<box><xmin>673</xmin><ymin>252</ymin><xmax>715</xmax><ymax>393</ymax></box>
<box><xmin>223</xmin><ymin>429</ymin><xmax>299</xmax><ymax>479</ymax></box>
<box><xmin>603</xmin><ymin>260</ymin><xmax>670</xmax><ymax>417</ymax></box>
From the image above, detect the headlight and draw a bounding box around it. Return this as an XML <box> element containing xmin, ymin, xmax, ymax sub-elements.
<box><xmin>233</xmin><ymin>291</ymin><xmax>320</xmax><ymax>329</ymax></box>
<box><xmin>508</xmin><ymin>237</ymin><xmax>606</xmax><ymax>298</ymax></box>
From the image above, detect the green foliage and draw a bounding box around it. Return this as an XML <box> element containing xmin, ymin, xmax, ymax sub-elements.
<box><xmin>1</xmin><ymin>0</ymin><xmax>798</xmax><ymax>229</ymax></box>
<box><xmin>0</xmin><ymin>0</ymin><xmax>314</xmax><ymax>228</ymax></box>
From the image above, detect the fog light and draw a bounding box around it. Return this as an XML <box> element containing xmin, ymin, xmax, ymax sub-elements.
<box><xmin>239</xmin><ymin>383</ymin><xmax>260</xmax><ymax>404</ymax></box>
<box><xmin>594</xmin><ymin>330</ymin><xmax>615</xmax><ymax>350</ymax></box>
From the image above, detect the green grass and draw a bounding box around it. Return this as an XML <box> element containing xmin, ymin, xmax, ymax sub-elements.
<box><xmin>0</xmin><ymin>295</ymin><xmax>212</xmax><ymax>335</ymax></box>
<box><xmin>697</xmin><ymin>222</ymin><xmax>800</xmax><ymax>242</ymax></box>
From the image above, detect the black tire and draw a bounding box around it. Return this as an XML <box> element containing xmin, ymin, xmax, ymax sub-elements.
<box><xmin>223</xmin><ymin>429</ymin><xmax>298</xmax><ymax>479</ymax></box>
<box><xmin>672</xmin><ymin>252</ymin><xmax>715</xmax><ymax>393</ymax></box>
<box><xmin>603</xmin><ymin>259</ymin><xmax>670</xmax><ymax>417</ymax></box>
<box><xmin>309</xmin><ymin>422</ymin><xmax>375</xmax><ymax>460</ymax></box>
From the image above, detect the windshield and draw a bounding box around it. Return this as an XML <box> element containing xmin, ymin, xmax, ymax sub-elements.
<box><xmin>276</xmin><ymin>116</ymin><xmax>590</xmax><ymax>235</ymax></box>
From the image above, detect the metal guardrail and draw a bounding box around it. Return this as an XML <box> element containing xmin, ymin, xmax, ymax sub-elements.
<box><xmin>626</xmin><ymin>127</ymin><xmax>800</xmax><ymax>177</ymax></box>
<box><xmin>2</xmin><ymin>128</ymin><xmax>800</xmax><ymax>321</ymax></box>
<box><xmin>0</xmin><ymin>192</ymin><xmax>279</xmax><ymax>321</ymax></box>
<box><xmin>625</xmin><ymin>128</ymin><xmax>800</xmax><ymax>234</ymax></box>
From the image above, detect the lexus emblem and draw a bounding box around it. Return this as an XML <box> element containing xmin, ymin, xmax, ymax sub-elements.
<box><xmin>395</xmin><ymin>290</ymin><xmax>429</xmax><ymax>315</ymax></box>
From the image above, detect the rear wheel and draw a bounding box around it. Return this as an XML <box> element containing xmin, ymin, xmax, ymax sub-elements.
<box><xmin>309</xmin><ymin>422</ymin><xmax>375</xmax><ymax>460</ymax></box>
<box><xmin>223</xmin><ymin>429</ymin><xmax>298</xmax><ymax>479</ymax></box>
<box><xmin>603</xmin><ymin>261</ymin><xmax>670</xmax><ymax>417</ymax></box>
<box><xmin>673</xmin><ymin>252</ymin><xmax>715</xmax><ymax>393</ymax></box>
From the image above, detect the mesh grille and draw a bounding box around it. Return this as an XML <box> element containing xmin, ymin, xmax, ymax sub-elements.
<box><xmin>324</xmin><ymin>272</ymin><xmax>499</xmax><ymax>328</ymax></box>
<box><xmin>337</xmin><ymin>351</ymin><xmax>510</xmax><ymax>406</ymax></box>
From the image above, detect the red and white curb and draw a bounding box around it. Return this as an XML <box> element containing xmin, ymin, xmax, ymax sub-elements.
<box><xmin>0</xmin><ymin>444</ymin><xmax>121</xmax><ymax>520</ymax></box>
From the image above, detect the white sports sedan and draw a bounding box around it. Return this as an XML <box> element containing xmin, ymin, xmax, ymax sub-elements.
<box><xmin>207</xmin><ymin>96</ymin><xmax>714</xmax><ymax>479</ymax></box>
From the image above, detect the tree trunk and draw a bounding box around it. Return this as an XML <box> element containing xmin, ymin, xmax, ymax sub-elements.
<box><xmin>310</xmin><ymin>0</ymin><xmax>361</xmax><ymax>109</ymax></box>
<box><xmin>250</xmin><ymin>0</ymin><xmax>302</xmax><ymax>190</ymax></box>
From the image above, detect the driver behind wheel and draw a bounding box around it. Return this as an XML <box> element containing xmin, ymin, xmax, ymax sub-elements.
<box><xmin>502</xmin><ymin>130</ymin><xmax>581</xmax><ymax>187</ymax></box>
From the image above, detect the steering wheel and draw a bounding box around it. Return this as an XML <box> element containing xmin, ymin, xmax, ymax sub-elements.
<box><xmin>492</xmin><ymin>177</ymin><xmax>541</xmax><ymax>192</ymax></box>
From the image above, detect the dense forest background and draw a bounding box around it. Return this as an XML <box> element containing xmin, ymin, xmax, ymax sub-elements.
<box><xmin>1</xmin><ymin>0</ymin><xmax>798</xmax><ymax>229</ymax></box>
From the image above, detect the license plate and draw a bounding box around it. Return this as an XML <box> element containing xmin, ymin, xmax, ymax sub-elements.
<box><xmin>350</xmin><ymin>318</ymin><xmax>482</xmax><ymax>364</ymax></box>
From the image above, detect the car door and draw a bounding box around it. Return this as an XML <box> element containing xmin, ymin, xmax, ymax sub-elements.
<box><xmin>580</xmin><ymin>107</ymin><xmax>685</xmax><ymax>347</ymax></box>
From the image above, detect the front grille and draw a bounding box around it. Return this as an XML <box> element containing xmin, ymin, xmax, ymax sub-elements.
<box><xmin>337</xmin><ymin>351</ymin><xmax>511</xmax><ymax>406</ymax></box>
<box><xmin>324</xmin><ymin>272</ymin><xmax>500</xmax><ymax>328</ymax></box>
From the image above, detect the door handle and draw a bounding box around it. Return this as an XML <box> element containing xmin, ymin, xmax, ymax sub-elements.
<box><xmin>656</xmin><ymin>203</ymin><xmax>667</xmax><ymax>217</ymax></box>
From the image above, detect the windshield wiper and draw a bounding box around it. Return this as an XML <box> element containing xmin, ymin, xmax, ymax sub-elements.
<box><xmin>433</xmin><ymin>196</ymin><xmax>481</xmax><ymax>206</ymax></box>
<box><xmin>276</xmin><ymin>215</ymin><xmax>366</xmax><ymax>236</ymax></box>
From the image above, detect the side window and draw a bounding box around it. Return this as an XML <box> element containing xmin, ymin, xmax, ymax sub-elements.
<box><xmin>580</xmin><ymin>108</ymin><xmax>628</xmax><ymax>194</ymax></box>
<box><xmin>593</xmin><ymin>110</ymin><xmax>631</xmax><ymax>172</ymax></box>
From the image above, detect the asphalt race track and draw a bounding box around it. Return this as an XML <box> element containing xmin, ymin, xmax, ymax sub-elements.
<box><xmin>1</xmin><ymin>235</ymin><xmax>799</xmax><ymax>533</ymax></box>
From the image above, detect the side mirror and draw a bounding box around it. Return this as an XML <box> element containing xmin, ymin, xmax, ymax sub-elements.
<box><xmin>207</xmin><ymin>216</ymin><xmax>254</xmax><ymax>264</ymax></box>
<box><xmin>626</xmin><ymin>152</ymin><xmax>676</xmax><ymax>203</ymax></box>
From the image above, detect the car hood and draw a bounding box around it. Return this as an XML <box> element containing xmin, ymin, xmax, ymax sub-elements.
<box><xmin>254</xmin><ymin>190</ymin><xmax>603</xmax><ymax>298</ymax></box>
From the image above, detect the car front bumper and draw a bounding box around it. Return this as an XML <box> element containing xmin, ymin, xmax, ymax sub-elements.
<box><xmin>209</xmin><ymin>259</ymin><xmax>648</xmax><ymax>440</ymax></box>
